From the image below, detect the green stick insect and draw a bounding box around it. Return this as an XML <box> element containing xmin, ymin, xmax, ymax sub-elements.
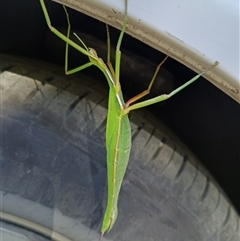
<box><xmin>40</xmin><ymin>0</ymin><xmax>218</xmax><ymax>240</ymax></box>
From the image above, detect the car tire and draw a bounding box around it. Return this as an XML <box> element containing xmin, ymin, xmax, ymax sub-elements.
<box><xmin>1</xmin><ymin>54</ymin><xmax>239</xmax><ymax>241</ymax></box>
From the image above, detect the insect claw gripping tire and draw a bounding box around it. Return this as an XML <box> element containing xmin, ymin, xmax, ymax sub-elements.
<box><xmin>1</xmin><ymin>54</ymin><xmax>239</xmax><ymax>241</ymax></box>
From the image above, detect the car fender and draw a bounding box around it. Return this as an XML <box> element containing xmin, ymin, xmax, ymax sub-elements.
<box><xmin>54</xmin><ymin>0</ymin><xmax>239</xmax><ymax>102</ymax></box>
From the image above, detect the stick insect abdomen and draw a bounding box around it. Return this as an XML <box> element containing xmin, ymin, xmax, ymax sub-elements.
<box><xmin>101</xmin><ymin>87</ymin><xmax>131</xmax><ymax>234</ymax></box>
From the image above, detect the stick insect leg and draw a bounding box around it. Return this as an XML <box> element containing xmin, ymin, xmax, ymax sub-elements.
<box><xmin>62</xmin><ymin>6</ymin><xmax>93</xmax><ymax>75</ymax></box>
<box><xmin>115</xmin><ymin>0</ymin><xmax>128</xmax><ymax>86</ymax></box>
<box><xmin>124</xmin><ymin>61</ymin><xmax>219</xmax><ymax>113</ymax></box>
<box><xmin>125</xmin><ymin>56</ymin><xmax>168</xmax><ymax>107</ymax></box>
<box><xmin>106</xmin><ymin>24</ymin><xmax>116</xmax><ymax>78</ymax></box>
<box><xmin>40</xmin><ymin>0</ymin><xmax>94</xmax><ymax>72</ymax></box>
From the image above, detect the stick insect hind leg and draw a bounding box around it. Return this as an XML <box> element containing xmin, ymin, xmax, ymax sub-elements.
<box><xmin>124</xmin><ymin>61</ymin><xmax>219</xmax><ymax>114</ymax></box>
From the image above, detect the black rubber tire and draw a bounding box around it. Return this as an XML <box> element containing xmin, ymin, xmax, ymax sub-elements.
<box><xmin>1</xmin><ymin>54</ymin><xmax>239</xmax><ymax>241</ymax></box>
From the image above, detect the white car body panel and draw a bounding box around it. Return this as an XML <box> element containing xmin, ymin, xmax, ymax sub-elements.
<box><xmin>54</xmin><ymin>0</ymin><xmax>239</xmax><ymax>102</ymax></box>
